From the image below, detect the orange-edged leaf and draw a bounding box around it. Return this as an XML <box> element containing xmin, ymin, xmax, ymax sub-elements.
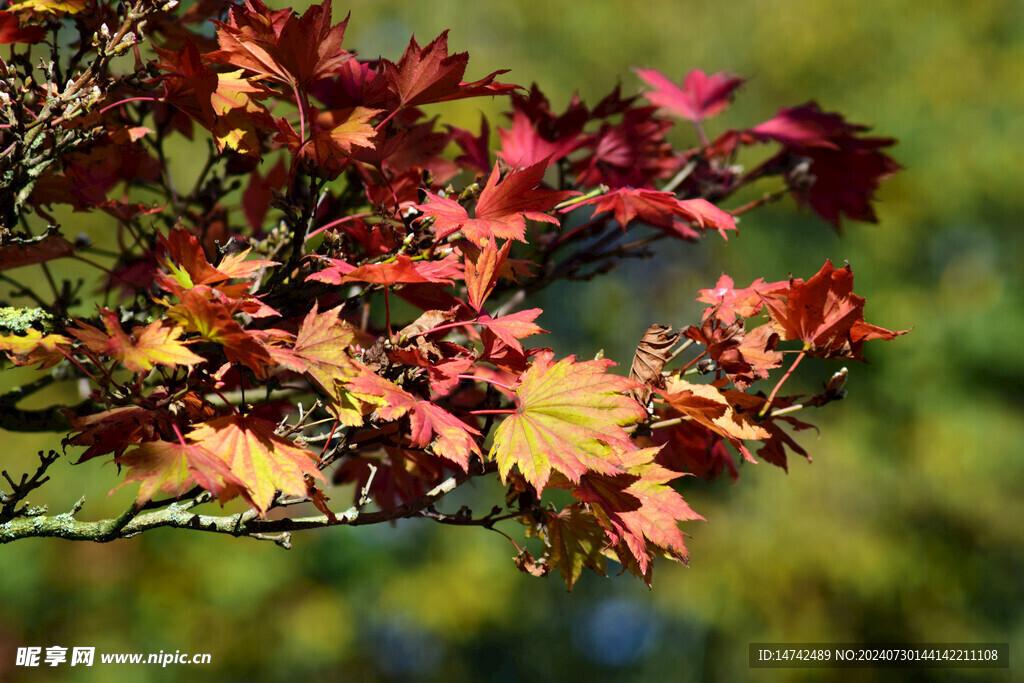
<box><xmin>346</xmin><ymin>371</ymin><xmax>479</xmax><ymax>468</ymax></box>
<box><xmin>0</xmin><ymin>229</ymin><xmax>74</xmax><ymax>271</ymax></box>
<box><xmin>464</xmin><ymin>237</ymin><xmax>511</xmax><ymax>312</ymax></box>
<box><xmin>164</xmin><ymin>290</ymin><xmax>274</xmax><ymax>374</ymax></box>
<box><xmin>70</xmin><ymin>309</ymin><xmax>204</xmax><ymax>374</ymax></box>
<box><xmin>413</xmin><ymin>160</ymin><xmax>577</xmax><ymax>246</ymax></box>
<box><xmin>0</xmin><ymin>328</ymin><xmax>71</xmax><ymax>369</ymax></box>
<box><xmin>475</xmin><ymin>309</ymin><xmax>546</xmax><ymax>353</ymax></box>
<box><xmin>188</xmin><ymin>415</ymin><xmax>323</xmax><ymax>514</ymax></box>
<box><xmin>308</xmin><ymin>253</ymin><xmax>461</xmax><ymax>286</ymax></box>
<box><xmin>268</xmin><ymin>303</ymin><xmax>360</xmax><ymax>392</ymax></box>
<box><xmin>114</xmin><ymin>440</ymin><xmax>244</xmax><ymax>505</ymax></box>
<box><xmin>659</xmin><ymin>377</ymin><xmax>769</xmax><ymax>462</ymax></box>
<box><xmin>573</xmin><ymin>452</ymin><xmax>704</xmax><ymax>576</ymax></box>
<box><xmin>275</xmin><ymin>106</ymin><xmax>380</xmax><ymax>177</ymax></box>
<box><xmin>489</xmin><ymin>351</ymin><xmax>647</xmax><ymax>490</ymax></box>
<box><xmin>160</xmin><ymin>228</ymin><xmax>271</xmax><ymax>291</ymax></box>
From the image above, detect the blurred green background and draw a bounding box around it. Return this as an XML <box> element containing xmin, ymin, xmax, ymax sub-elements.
<box><xmin>2</xmin><ymin>0</ymin><xmax>1022</xmax><ymax>680</ymax></box>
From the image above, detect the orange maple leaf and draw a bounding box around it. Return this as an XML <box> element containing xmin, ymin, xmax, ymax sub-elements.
<box><xmin>70</xmin><ymin>308</ymin><xmax>204</xmax><ymax>374</ymax></box>
<box><xmin>413</xmin><ymin>160</ymin><xmax>577</xmax><ymax>246</ymax></box>
<box><xmin>188</xmin><ymin>415</ymin><xmax>324</xmax><ymax>514</ymax></box>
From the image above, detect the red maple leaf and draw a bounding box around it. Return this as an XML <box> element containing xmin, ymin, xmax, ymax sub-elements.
<box><xmin>759</xmin><ymin>259</ymin><xmax>908</xmax><ymax>360</ymax></box>
<box><xmin>634</xmin><ymin>68</ymin><xmax>744</xmax><ymax>122</ymax></box>
<box><xmin>684</xmin><ymin>317</ymin><xmax>783</xmax><ymax>390</ymax></box>
<box><xmin>475</xmin><ymin>309</ymin><xmax>546</xmax><ymax>354</ymax></box>
<box><xmin>447</xmin><ymin>116</ymin><xmax>491</xmax><ymax>175</ymax></box>
<box><xmin>414</xmin><ymin>160</ymin><xmax>577</xmax><ymax>246</ymax></box>
<box><xmin>464</xmin><ymin>237</ymin><xmax>511</xmax><ymax>312</ymax></box>
<box><xmin>206</xmin><ymin>0</ymin><xmax>352</xmax><ymax>90</ymax></box>
<box><xmin>696</xmin><ymin>274</ymin><xmax>788</xmax><ymax>324</ymax></box>
<box><xmin>0</xmin><ymin>10</ymin><xmax>45</xmax><ymax>44</ymax></box>
<box><xmin>750</xmin><ymin>103</ymin><xmax>900</xmax><ymax>226</ymax></box>
<box><xmin>571</xmin><ymin>188</ymin><xmax>736</xmax><ymax>240</ymax></box>
<box><xmin>571</xmin><ymin>450</ymin><xmax>704</xmax><ymax>577</ymax></box>
<box><xmin>573</xmin><ymin>107</ymin><xmax>678</xmax><ymax>189</ymax></box>
<box><xmin>346</xmin><ymin>372</ymin><xmax>480</xmax><ymax>468</ymax></box>
<box><xmin>0</xmin><ymin>229</ymin><xmax>74</xmax><ymax>272</ymax></box>
<box><xmin>308</xmin><ymin>253</ymin><xmax>462</xmax><ymax>286</ymax></box>
<box><xmin>374</xmin><ymin>31</ymin><xmax>516</xmax><ymax>108</ymax></box>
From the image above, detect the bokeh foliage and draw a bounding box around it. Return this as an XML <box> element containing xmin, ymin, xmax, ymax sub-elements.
<box><xmin>1</xmin><ymin>1</ymin><xmax>1021</xmax><ymax>680</ymax></box>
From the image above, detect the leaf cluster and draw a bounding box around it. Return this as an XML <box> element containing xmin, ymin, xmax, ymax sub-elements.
<box><xmin>0</xmin><ymin>0</ymin><xmax>905</xmax><ymax>588</ymax></box>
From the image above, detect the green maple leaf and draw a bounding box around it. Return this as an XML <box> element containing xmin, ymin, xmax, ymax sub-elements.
<box><xmin>489</xmin><ymin>351</ymin><xmax>647</xmax><ymax>491</ymax></box>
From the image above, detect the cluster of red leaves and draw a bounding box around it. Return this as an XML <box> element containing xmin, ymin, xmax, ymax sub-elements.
<box><xmin>0</xmin><ymin>0</ymin><xmax>905</xmax><ymax>587</ymax></box>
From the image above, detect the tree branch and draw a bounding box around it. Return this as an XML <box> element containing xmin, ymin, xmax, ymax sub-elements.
<box><xmin>0</xmin><ymin>461</ymin><xmax>494</xmax><ymax>545</ymax></box>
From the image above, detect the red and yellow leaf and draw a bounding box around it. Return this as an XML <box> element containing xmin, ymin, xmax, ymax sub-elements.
<box><xmin>489</xmin><ymin>351</ymin><xmax>647</xmax><ymax>490</ymax></box>
<box><xmin>70</xmin><ymin>308</ymin><xmax>204</xmax><ymax>374</ymax></box>
<box><xmin>188</xmin><ymin>415</ymin><xmax>324</xmax><ymax>514</ymax></box>
<box><xmin>115</xmin><ymin>440</ymin><xmax>244</xmax><ymax>505</ymax></box>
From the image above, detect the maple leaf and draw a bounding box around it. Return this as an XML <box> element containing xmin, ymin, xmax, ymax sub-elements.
<box><xmin>70</xmin><ymin>308</ymin><xmax>204</xmax><ymax>374</ymax></box>
<box><xmin>628</xmin><ymin>324</ymin><xmax>682</xmax><ymax>406</ymax></box>
<box><xmin>274</xmin><ymin>106</ymin><xmax>380</xmax><ymax>177</ymax></box>
<box><xmin>164</xmin><ymin>289</ymin><xmax>274</xmax><ymax>374</ymax></box>
<box><xmin>684</xmin><ymin>318</ymin><xmax>782</xmax><ymax>390</ymax></box>
<box><xmin>573</xmin><ymin>106</ymin><xmax>678</xmax><ymax>189</ymax></box>
<box><xmin>63</xmin><ymin>406</ymin><xmax>160</xmax><ymax>462</ymax></box>
<box><xmin>634</xmin><ymin>68</ymin><xmax>744</xmax><ymax>122</ymax></box>
<box><xmin>188</xmin><ymin>415</ymin><xmax>324</xmax><ymax>514</ymax></box>
<box><xmin>413</xmin><ymin>160</ymin><xmax>577</xmax><ymax>246</ymax></box>
<box><xmin>475</xmin><ymin>309</ymin><xmax>546</xmax><ymax>354</ymax></box>
<box><xmin>0</xmin><ymin>229</ymin><xmax>74</xmax><ymax>271</ymax></box>
<box><xmin>571</xmin><ymin>188</ymin><xmax>736</xmax><ymax>240</ymax></box>
<box><xmin>6</xmin><ymin>0</ymin><xmax>85</xmax><ymax>15</ymax></box>
<box><xmin>267</xmin><ymin>304</ymin><xmax>362</xmax><ymax>412</ymax></box>
<box><xmin>488</xmin><ymin>351</ymin><xmax>647</xmax><ymax>491</ymax></box>
<box><xmin>750</xmin><ymin>103</ymin><xmax>900</xmax><ymax>227</ymax></box>
<box><xmin>696</xmin><ymin>274</ymin><xmax>788</xmax><ymax>324</ymax></box>
<box><xmin>308</xmin><ymin>253</ymin><xmax>462</xmax><ymax>286</ymax></box>
<box><xmin>159</xmin><ymin>228</ymin><xmax>275</xmax><ymax>294</ymax></box>
<box><xmin>527</xmin><ymin>503</ymin><xmax>610</xmax><ymax>590</ymax></box>
<box><xmin>0</xmin><ymin>328</ymin><xmax>71</xmax><ymax>369</ymax></box>
<box><xmin>759</xmin><ymin>259</ymin><xmax>909</xmax><ymax>360</ymax></box>
<box><xmin>115</xmin><ymin>440</ymin><xmax>244</xmax><ymax>505</ymax></box>
<box><xmin>0</xmin><ymin>10</ymin><xmax>45</xmax><ymax>43</ymax></box>
<box><xmin>206</xmin><ymin>0</ymin><xmax>352</xmax><ymax>90</ymax></box>
<box><xmin>464</xmin><ymin>237</ymin><xmax>511</xmax><ymax>312</ymax></box>
<box><xmin>242</xmin><ymin>159</ymin><xmax>288</xmax><ymax>230</ymax></box>
<box><xmin>644</xmin><ymin>419</ymin><xmax>739</xmax><ymax>481</ymax></box>
<box><xmin>658</xmin><ymin>377</ymin><xmax>769</xmax><ymax>462</ymax></box>
<box><xmin>572</xmin><ymin>452</ymin><xmax>704</xmax><ymax>576</ymax></box>
<box><xmin>375</xmin><ymin>31</ymin><xmax>516</xmax><ymax>108</ymax></box>
<box><xmin>346</xmin><ymin>371</ymin><xmax>480</xmax><ymax>468</ymax></box>
<box><xmin>447</xmin><ymin>116</ymin><xmax>491</xmax><ymax>174</ymax></box>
